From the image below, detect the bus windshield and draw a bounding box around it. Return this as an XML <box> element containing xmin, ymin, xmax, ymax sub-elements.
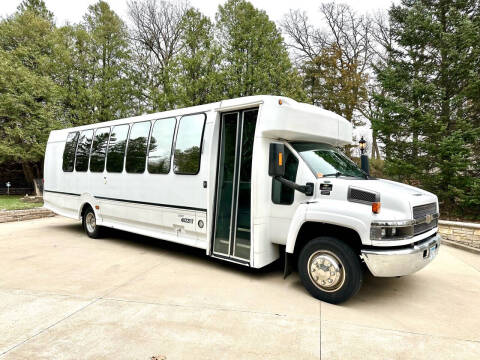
<box><xmin>290</xmin><ymin>142</ymin><xmax>366</xmax><ymax>179</ymax></box>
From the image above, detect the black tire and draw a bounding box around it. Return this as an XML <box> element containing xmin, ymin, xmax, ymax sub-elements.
<box><xmin>82</xmin><ymin>206</ymin><xmax>102</xmax><ymax>239</ymax></box>
<box><xmin>298</xmin><ymin>236</ymin><xmax>362</xmax><ymax>304</ymax></box>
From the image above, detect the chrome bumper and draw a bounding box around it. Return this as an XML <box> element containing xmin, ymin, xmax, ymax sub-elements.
<box><xmin>361</xmin><ymin>234</ymin><xmax>441</xmax><ymax>277</ymax></box>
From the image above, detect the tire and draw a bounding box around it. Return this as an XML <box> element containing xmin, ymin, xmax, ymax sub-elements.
<box><xmin>298</xmin><ymin>237</ymin><xmax>363</xmax><ymax>304</ymax></box>
<box><xmin>82</xmin><ymin>206</ymin><xmax>102</xmax><ymax>239</ymax></box>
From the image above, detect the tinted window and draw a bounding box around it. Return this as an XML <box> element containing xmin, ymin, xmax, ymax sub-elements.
<box><xmin>126</xmin><ymin>121</ymin><xmax>151</xmax><ymax>173</ymax></box>
<box><xmin>174</xmin><ymin>113</ymin><xmax>206</xmax><ymax>174</ymax></box>
<box><xmin>148</xmin><ymin>117</ymin><xmax>176</xmax><ymax>174</ymax></box>
<box><xmin>291</xmin><ymin>142</ymin><xmax>366</xmax><ymax>178</ymax></box>
<box><xmin>106</xmin><ymin>124</ymin><xmax>129</xmax><ymax>173</ymax></box>
<box><xmin>62</xmin><ymin>132</ymin><xmax>79</xmax><ymax>172</ymax></box>
<box><xmin>89</xmin><ymin>127</ymin><xmax>110</xmax><ymax>173</ymax></box>
<box><xmin>75</xmin><ymin>130</ymin><xmax>93</xmax><ymax>172</ymax></box>
<box><xmin>272</xmin><ymin>147</ymin><xmax>299</xmax><ymax>205</ymax></box>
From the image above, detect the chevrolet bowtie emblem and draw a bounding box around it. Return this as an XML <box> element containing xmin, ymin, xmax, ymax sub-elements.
<box><xmin>425</xmin><ymin>214</ymin><xmax>433</xmax><ymax>224</ymax></box>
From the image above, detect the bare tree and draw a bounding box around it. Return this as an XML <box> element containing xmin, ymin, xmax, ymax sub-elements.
<box><xmin>282</xmin><ymin>10</ymin><xmax>324</xmax><ymax>64</ymax></box>
<box><xmin>357</xmin><ymin>10</ymin><xmax>393</xmax><ymax>159</ymax></box>
<box><xmin>282</xmin><ymin>2</ymin><xmax>385</xmax><ymax>156</ymax></box>
<box><xmin>128</xmin><ymin>0</ymin><xmax>189</xmax><ymax>111</ymax></box>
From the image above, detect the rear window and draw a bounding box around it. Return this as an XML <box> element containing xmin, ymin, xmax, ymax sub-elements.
<box><xmin>106</xmin><ymin>124</ymin><xmax>129</xmax><ymax>173</ymax></box>
<box><xmin>62</xmin><ymin>132</ymin><xmax>79</xmax><ymax>172</ymax></box>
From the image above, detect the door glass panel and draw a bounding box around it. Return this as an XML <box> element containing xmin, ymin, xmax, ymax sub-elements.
<box><xmin>213</xmin><ymin>113</ymin><xmax>238</xmax><ymax>255</ymax></box>
<box><xmin>234</xmin><ymin>109</ymin><xmax>257</xmax><ymax>259</ymax></box>
<box><xmin>272</xmin><ymin>147</ymin><xmax>299</xmax><ymax>204</ymax></box>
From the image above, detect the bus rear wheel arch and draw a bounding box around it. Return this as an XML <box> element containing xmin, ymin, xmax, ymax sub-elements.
<box><xmin>81</xmin><ymin>204</ymin><xmax>103</xmax><ymax>239</ymax></box>
<box><xmin>297</xmin><ymin>236</ymin><xmax>363</xmax><ymax>304</ymax></box>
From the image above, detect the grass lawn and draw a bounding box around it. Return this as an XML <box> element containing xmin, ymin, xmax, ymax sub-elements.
<box><xmin>0</xmin><ymin>195</ymin><xmax>43</xmax><ymax>211</ymax></box>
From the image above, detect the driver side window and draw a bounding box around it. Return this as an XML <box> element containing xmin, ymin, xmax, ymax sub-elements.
<box><xmin>272</xmin><ymin>147</ymin><xmax>299</xmax><ymax>205</ymax></box>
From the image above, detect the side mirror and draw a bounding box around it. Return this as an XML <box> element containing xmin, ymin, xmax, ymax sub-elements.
<box><xmin>269</xmin><ymin>143</ymin><xmax>285</xmax><ymax>177</ymax></box>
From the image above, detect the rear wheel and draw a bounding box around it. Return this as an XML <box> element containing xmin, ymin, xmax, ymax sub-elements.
<box><xmin>298</xmin><ymin>237</ymin><xmax>362</xmax><ymax>304</ymax></box>
<box><xmin>82</xmin><ymin>206</ymin><xmax>102</xmax><ymax>239</ymax></box>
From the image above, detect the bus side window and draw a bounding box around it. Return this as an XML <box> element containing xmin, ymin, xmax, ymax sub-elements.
<box><xmin>173</xmin><ymin>113</ymin><xmax>206</xmax><ymax>175</ymax></box>
<box><xmin>272</xmin><ymin>148</ymin><xmax>299</xmax><ymax>205</ymax></box>
<box><xmin>106</xmin><ymin>124</ymin><xmax>129</xmax><ymax>173</ymax></box>
<box><xmin>90</xmin><ymin>127</ymin><xmax>111</xmax><ymax>173</ymax></box>
<box><xmin>75</xmin><ymin>129</ymin><xmax>93</xmax><ymax>172</ymax></box>
<box><xmin>148</xmin><ymin>117</ymin><xmax>176</xmax><ymax>174</ymax></box>
<box><xmin>62</xmin><ymin>132</ymin><xmax>79</xmax><ymax>172</ymax></box>
<box><xmin>126</xmin><ymin>121</ymin><xmax>151</xmax><ymax>174</ymax></box>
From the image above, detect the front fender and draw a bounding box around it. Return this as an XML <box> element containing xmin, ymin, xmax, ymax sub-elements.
<box><xmin>285</xmin><ymin>201</ymin><xmax>371</xmax><ymax>253</ymax></box>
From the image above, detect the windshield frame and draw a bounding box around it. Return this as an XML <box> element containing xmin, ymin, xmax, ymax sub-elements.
<box><xmin>289</xmin><ymin>141</ymin><xmax>368</xmax><ymax>179</ymax></box>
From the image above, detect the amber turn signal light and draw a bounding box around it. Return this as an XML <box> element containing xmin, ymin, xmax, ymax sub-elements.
<box><xmin>372</xmin><ymin>202</ymin><xmax>381</xmax><ymax>214</ymax></box>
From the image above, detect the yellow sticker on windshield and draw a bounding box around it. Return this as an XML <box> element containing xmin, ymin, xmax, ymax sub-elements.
<box><xmin>317</xmin><ymin>173</ymin><xmax>323</xmax><ymax>178</ymax></box>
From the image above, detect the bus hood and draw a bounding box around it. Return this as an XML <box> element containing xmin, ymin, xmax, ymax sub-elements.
<box><xmin>347</xmin><ymin>179</ymin><xmax>438</xmax><ymax>218</ymax></box>
<box><xmin>314</xmin><ymin>178</ymin><xmax>439</xmax><ymax>221</ymax></box>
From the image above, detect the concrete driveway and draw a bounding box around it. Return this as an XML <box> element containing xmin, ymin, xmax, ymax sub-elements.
<box><xmin>0</xmin><ymin>217</ymin><xmax>479</xmax><ymax>360</ymax></box>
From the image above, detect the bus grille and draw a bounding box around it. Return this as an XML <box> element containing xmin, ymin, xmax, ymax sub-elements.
<box><xmin>413</xmin><ymin>203</ymin><xmax>438</xmax><ymax>235</ymax></box>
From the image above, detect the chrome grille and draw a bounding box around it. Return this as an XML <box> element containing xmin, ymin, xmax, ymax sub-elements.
<box><xmin>413</xmin><ymin>203</ymin><xmax>438</xmax><ymax>235</ymax></box>
<box><xmin>413</xmin><ymin>203</ymin><xmax>437</xmax><ymax>219</ymax></box>
<box><xmin>414</xmin><ymin>219</ymin><xmax>438</xmax><ymax>235</ymax></box>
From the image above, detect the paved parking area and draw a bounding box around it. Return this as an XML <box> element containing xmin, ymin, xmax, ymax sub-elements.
<box><xmin>1</xmin><ymin>217</ymin><xmax>480</xmax><ymax>359</ymax></box>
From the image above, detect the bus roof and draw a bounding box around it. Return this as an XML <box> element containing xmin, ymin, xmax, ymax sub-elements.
<box><xmin>48</xmin><ymin>95</ymin><xmax>352</xmax><ymax>146</ymax></box>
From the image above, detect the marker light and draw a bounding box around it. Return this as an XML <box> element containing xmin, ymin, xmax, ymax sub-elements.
<box><xmin>372</xmin><ymin>202</ymin><xmax>381</xmax><ymax>214</ymax></box>
<box><xmin>278</xmin><ymin>99</ymin><xmax>283</xmax><ymax>105</ymax></box>
<box><xmin>278</xmin><ymin>152</ymin><xmax>283</xmax><ymax>166</ymax></box>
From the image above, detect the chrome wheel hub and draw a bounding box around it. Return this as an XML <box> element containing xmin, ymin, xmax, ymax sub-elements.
<box><xmin>308</xmin><ymin>251</ymin><xmax>345</xmax><ymax>292</ymax></box>
<box><xmin>85</xmin><ymin>212</ymin><xmax>96</xmax><ymax>233</ymax></box>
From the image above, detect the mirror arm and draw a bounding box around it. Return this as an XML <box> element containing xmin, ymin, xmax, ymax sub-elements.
<box><xmin>274</xmin><ymin>176</ymin><xmax>314</xmax><ymax>196</ymax></box>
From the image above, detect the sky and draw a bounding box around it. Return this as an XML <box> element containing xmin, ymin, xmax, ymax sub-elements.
<box><xmin>1</xmin><ymin>0</ymin><xmax>394</xmax><ymax>26</ymax></box>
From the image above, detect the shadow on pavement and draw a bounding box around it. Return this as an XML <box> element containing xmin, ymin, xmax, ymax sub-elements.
<box><xmin>51</xmin><ymin>220</ymin><xmax>422</xmax><ymax>305</ymax></box>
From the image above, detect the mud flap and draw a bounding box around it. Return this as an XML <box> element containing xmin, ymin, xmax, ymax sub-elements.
<box><xmin>283</xmin><ymin>251</ymin><xmax>293</xmax><ymax>279</ymax></box>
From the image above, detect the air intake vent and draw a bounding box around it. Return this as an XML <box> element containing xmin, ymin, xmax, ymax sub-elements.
<box><xmin>348</xmin><ymin>187</ymin><xmax>379</xmax><ymax>204</ymax></box>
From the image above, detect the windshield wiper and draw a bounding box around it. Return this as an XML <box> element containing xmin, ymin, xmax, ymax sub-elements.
<box><xmin>322</xmin><ymin>171</ymin><xmax>369</xmax><ymax>179</ymax></box>
<box><xmin>322</xmin><ymin>172</ymin><xmax>344</xmax><ymax>177</ymax></box>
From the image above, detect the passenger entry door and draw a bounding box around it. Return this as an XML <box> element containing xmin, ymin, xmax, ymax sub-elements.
<box><xmin>212</xmin><ymin>109</ymin><xmax>258</xmax><ymax>262</ymax></box>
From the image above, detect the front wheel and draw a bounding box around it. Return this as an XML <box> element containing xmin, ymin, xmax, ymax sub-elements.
<box><xmin>298</xmin><ymin>237</ymin><xmax>363</xmax><ymax>304</ymax></box>
<box><xmin>82</xmin><ymin>207</ymin><xmax>102</xmax><ymax>239</ymax></box>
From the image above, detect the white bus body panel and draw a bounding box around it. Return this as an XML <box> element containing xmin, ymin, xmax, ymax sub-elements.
<box><xmin>44</xmin><ymin>95</ymin><xmax>357</xmax><ymax>268</ymax></box>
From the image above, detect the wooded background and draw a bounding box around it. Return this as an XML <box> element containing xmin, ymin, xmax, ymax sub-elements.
<box><xmin>0</xmin><ymin>0</ymin><xmax>479</xmax><ymax>219</ymax></box>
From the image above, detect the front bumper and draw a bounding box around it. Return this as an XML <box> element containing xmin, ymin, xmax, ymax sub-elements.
<box><xmin>361</xmin><ymin>234</ymin><xmax>441</xmax><ymax>277</ymax></box>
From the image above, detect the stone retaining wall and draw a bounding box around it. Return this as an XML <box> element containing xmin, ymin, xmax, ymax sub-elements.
<box><xmin>438</xmin><ymin>220</ymin><xmax>480</xmax><ymax>250</ymax></box>
<box><xmin>0</xmin><ymin>208</ymin><xmax>55</xmax><ymax>223</ymax></box>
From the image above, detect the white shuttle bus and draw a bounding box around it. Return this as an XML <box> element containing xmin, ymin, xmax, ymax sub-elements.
<box><xmin>44</xmin><ymin>95</ymin><xmax>441</xmax><ymax>303</ymax></box>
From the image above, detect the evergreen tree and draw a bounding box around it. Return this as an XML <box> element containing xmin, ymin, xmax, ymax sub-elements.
<box><xmin>216</xmin><ymin>0</ymin><xmax>305</xmax><ymax>100</ymax></box>
<box><xmin>0</xmin><ymin>3</ymin><xmax>63</xmax><ymax>186</ymax></box>
<box><xmin>374</xmin><ymin>0</ymin><xmax>480</xmax><ymax>218</ymax></box>
<box><xmin>176</xmin><ymin>8</ymin><xmax>223</xmax><ymax>106</ymax></box>
<box><xmin>83</xmin><ymin>1</ymin><xmax>135</xmax><ymax>122</ymax></box>
<box><xmin>17</xmin><ymin>0</ymin><xmax>53</xmax><ymax>21</ymax></box>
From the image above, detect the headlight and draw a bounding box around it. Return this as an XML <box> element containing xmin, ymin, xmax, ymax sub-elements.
<box><xmin>370</xmin><ymin>220</ymin><xmax>415</xmax><ymax>240</ymax></box>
